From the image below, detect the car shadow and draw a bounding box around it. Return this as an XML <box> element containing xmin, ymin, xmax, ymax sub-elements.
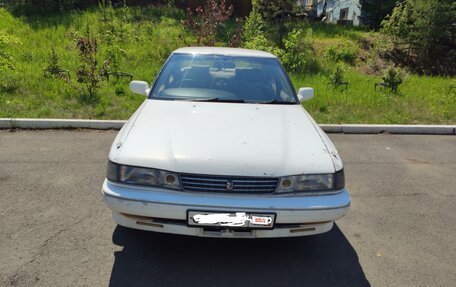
<box><xmin>109</xmin><ymin>224</ymin><xmax>370</xmax><ymax>287</ymax></box>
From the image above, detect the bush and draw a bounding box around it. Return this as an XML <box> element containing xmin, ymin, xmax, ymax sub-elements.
<box><xmin>382</xmin><ymin>66</ymin><xmax>405</xmax><ymax>88</ymax></box>
<box><xmin>243</xmin><ymin>34</ymin><xmax>284</xmax><ymax>58</ymax></box>
<box><xmin>74</xmin><ymin>32</ymin><xmax>100</xmax><ymax>102</ymax></box>
<box><xmin>281</xmin><ymin>29</ymin><xmax>320</xmax><ymax>74</ymax></box>
<box><xmin>244</xmin><ymin>2</ymin><xmax>319</xmax><ymax>74</ymax></box>
<box><xmin>0</xmin><ymin>30</ymin><xmax>20</xmax><ymax>71</ymax></box>
<box><xmin>242</xmin><ymin>2</ymin><xmax>276</xmax><ymax>52</ymax></box>
<box><xmin>184</xmin><ymin>0</ymin><xmax>233</xmax><ymax>46</ymax></box>
<box><xmin>244</xmin><ymin>27</ymin><xmax>320</xmax><ymax>74</ymax></box>
<box><xmin>226</xmin><ymin>18</ymin><xmax>243</xmax><ymax>47</ymax></box>
<box><xmin>325</xmin><ymin>43</ymin><xmax>358</xmax><ymax>65</ymax></box>
<box><xmin>242</xmin><ymin>4</ymin><xmax>265</xmax><ymax>43</ymax></box>
<box><xmin>46</xmin><ymin>48</ymin><xmax>60</xmax><ymax>72</ymax></box>
<box><xmin>329</xmin><ymin>64</ymin><xmax>346</xmax><ymax>85</ymax></box>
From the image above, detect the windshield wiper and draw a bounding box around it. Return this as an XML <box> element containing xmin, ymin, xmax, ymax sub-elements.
<box><xmin>254</xmin><ymin>99</ymin><xmax>297</xmax><ymax>105</ymax></box>
<box><xmin>181</xmin><ymin>98</ymin><xmax>245</xmax><ymax>103</ymax></box>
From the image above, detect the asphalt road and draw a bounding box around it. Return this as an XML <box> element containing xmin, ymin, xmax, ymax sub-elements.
<box><xmin>0</xmin><ymin>130</ymin><xmax>455</xmax><ymax>287</ymax></box>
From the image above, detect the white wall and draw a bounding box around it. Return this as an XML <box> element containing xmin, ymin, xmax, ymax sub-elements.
<box><xmin>325</xmin><ymin>0</ymin><xmax>361</xmax><ymax>26</ymax></box>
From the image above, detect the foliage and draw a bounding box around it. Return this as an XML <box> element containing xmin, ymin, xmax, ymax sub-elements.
<box><xmin>46</xmin><ymin>48</ymin><xmax>60</xmax><ymax>72</ymax></box>
<box><xmin>97</xmin><ymin>0</ymin><xmax>128</xmax><ymax>78</ymax></box>
<box><xmin>381</xmin><ymin>1</ymin><xmax>414</xmax><ymax>44</ymax></box>
<box><xmin>381</xmin><ymin>66</ymin><xmax>405</xmax><ymax>87</ymax></box>
<box><xmin>244</xmin><ymin>28</ymin><xmax>320</xmax><ymax>74</ymax></box>
<box><xmin>329</xmin><ymin>64</ymin><xmax>346</xmax><ymax>85</ymax></box>
<box><xmin>0</xmin><ymin>30</ymin><xmax>20</xmax><ymax>71</ymax></box>
<box><xmin>243</xmin><ymin>34</ymin><xmax>284</xmax><ymax>57</ymax></box>
<box><xmin>255</xmin><ymin>0</ymin><xmax>294</xmax><ymax>19</ymax></box>
<box><xmin>254</xmin><ymin>0</ymin><xmax>298</xmax><ymax>47</ymax></box>
<box><xmin>43</xmin><ymin>47</ymin><xmax>71</xmax><ymax>80</ymax></box>
<box><xmin>381</xmin><ymin>0</ymin><xmax>456</xmax><ymax>75</ymax></box>
<box><xmin>150</xmin><ymin>18</ymin><xmax>191</xmax><ymax>61</ymax></box>
<box><xmin>74</xmin><ymin>32</ymin><xmax>101</xmax><ymax>102</ymax></box>
<box><xmin>360</xmin><ymin>0</ymin><xmax>397</xmax><ymax>29</ymax></box>
<box><xmin>243</xmin><ymin>4</ymin><xmax>318</xmax><ymax>74</ymax></box>
<box><xmin>296</xmin><ymin>71</ymin><xmax>456</xmax><ymax>124</ymax></box>
<box><xmin>325</xmin><ymin>43</ymin><xmax>358</xmax><ymax>65</ymax></box>
<box><xmin>4</xmin><ymin>0</ymin><xmax>77</xmax><ymax>13</ymax></box>
<box><xmin>0</xmin><ymin>6</ymin><xmax>454</xmax><ymax>124</ymax></box>
<box><xmin>281</xmin><ymin>29</ymin><xmax>319</xmax><ymax>74</ymax></box>
<box><xmin>242</xmin><ymin>2</ymin><xmax>274</xmax><ymax>52</ymax></box>
<box><xmin>227</xmin><ymin>18</ymin><xmax>243</xmax><ymax>47</ymax></box>
<box><xmin>99</xmin><ymin>0</ymin><xmax>116</xmax><ymax>28</ymax></box>
<box><xmin>166</xmin><ymin>0</ymin><xmax>175</xmax><ymax>9</ymax></box>
<box><xmin>0</xmin><ymin>5</ymin><xmax>193</xmax><ymax>119</ymax></box>
<box><xmin>184</xmin><ymin>0</ymin><xmax>233</xmax><ymax>46</ymax></box>
<box><xmin>242</xmin><ymin>5</ymin><xmax>265</xmax><ymax>43</ymax></box>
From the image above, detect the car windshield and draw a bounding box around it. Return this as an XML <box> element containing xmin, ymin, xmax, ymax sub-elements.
<box><xmin>150</xmin><ymin>53</ymin><xmax>298</xmax><ymax>104</ymax></box>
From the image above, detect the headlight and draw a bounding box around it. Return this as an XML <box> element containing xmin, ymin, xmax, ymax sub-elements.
<box><xmin>107</xmin><ymin>161</ymin><xmax>181</xmax><ymax>190</ymax></box>
<box><xmin>276</xmin><ymin>169</ymin><xmax>344</xmax><ymax>194</ymax></box>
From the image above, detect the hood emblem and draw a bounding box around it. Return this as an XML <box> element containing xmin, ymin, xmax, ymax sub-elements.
<box><xmin>226</xmin><ymin>180</ymin><xmax>234</xmax><ymax>190</ymax></box>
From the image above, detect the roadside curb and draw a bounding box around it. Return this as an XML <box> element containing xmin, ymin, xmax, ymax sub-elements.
<box><xmin>1</xmin><ymin>118</ymin><xmax>455</xmax><ymax>135</ymax></box>
<box><xmin>0</xmin><ymin>118</ymin><xmax>125</xmax><ymax>130</ymax></box>
<box><xmin>319</xmin><ymin>124</ymin><xmax>456</xmax><ymax>135</ymax></box>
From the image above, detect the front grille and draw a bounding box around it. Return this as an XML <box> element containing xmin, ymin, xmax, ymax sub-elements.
<box><xmin>180</xmin><ymin>174</ymin><xmax>279</xmax><ymax>194</ymax></box>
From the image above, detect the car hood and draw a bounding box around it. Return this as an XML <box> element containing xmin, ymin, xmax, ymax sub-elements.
<box><xmin>110</xmin><ymin>99</ymin><xmax>336</xmax><ymax>177</ymax></box>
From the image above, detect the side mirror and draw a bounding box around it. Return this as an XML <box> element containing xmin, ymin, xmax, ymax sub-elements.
<box><xmin>129</xmin><ymin>80</ymin><xmax>150</xmax><ymax>96</ymax></box>
<box><xmin>297</xmin><ymin>87</ymin><xmax>314</xmax><ymax>102</ymax></box>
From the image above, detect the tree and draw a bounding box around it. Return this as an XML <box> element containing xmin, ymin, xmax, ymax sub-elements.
<box><xmin>74</xmin><ymin>33</ymin><xmax>101</xmax><ymax>102</ymax></box>
<box><xmin>360</xmin><ymin>0</ymin><xmax>398</xmax><ymax>29</ymax></box>
<box><xmin>184</xmin><ymin>0</ymin><xmax>233</xmax><ymax>46</ymax></box>
<box><xmin>381</xmin><ymin>0</ymin><xmax>456</xmax><ymax>75</ymax></box>
<box><xmin>4</xmin><ymin>0</ymin><xmax>77</xmax><ymax>12</ymax></box>
<box><xmin>254</xmin><ymin>0</ymin><xmax>298</xmax><ymax>47</ymax></box>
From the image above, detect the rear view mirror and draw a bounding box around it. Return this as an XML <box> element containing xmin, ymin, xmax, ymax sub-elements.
<box><xmin>129</xmin><ymin>81</ymin><xmax>150</xmax><ymax>96</ymax></box>
<box><xmin>297</xmin><ymin>87</ymin><xmax>314</xmax><ymax>102</ymax></box>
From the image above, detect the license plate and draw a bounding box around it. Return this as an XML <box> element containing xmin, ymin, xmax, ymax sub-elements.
<box><xmin>187</xmin><ymin>211</ymin><xmax>275</xmax><ymax>229</ymax></box>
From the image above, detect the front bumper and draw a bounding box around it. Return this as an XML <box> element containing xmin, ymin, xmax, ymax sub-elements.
<box><xmin>101</xmin><ymin>179</ymin><xmax>350</xmax><ymax>238</ymax></box>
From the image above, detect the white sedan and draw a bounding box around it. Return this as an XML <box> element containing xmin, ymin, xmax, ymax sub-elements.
<box><xmin>101</xmin><ymin>47</ymin><xmax>350</xmax><ymax>238</ymax></box>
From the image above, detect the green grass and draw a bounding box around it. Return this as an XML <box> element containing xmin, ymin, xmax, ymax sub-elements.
<box><xmin>305</xmin><ymin>21</ymin><xmax>370</xmax><ymax>40</ymax></box>
<box><xmin>0</xmin><ymin>6</ymin><xmax>191</xmax><ymax>119</ymax></box>
<box><xmin>294</xmin><ymin>71</ymin><xmax>456</xmax><ymax>124</ymax></box>
<box><xmin>0</xmin><ymin>7</ymin><xmax>455</xmax><ymax>124</ymax></box>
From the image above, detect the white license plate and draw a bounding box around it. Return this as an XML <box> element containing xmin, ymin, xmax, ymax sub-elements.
<box><xmin>188</xmin><ymin>211</ymin><xmax>275</xmax><ymax>229</ymax></box>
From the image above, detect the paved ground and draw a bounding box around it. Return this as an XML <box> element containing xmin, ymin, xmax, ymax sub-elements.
<box><xmin>0</xmin><ymin>130</ymin><xmax>455</xmax><ymax>287</ymax></box>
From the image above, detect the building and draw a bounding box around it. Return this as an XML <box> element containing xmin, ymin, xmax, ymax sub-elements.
<box><xmin>297</xmin><ymin>0</ymin><xmax>361</xmax><ymax>26</ymax></box>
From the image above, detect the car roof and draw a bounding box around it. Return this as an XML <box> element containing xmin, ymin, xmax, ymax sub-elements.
<box><xmin>172</xmin><ymin>47</ymin><xmax>277</xmax><ymax>59</ymax></box>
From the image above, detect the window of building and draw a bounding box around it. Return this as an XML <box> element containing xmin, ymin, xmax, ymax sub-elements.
<box><xmin>339</xmin><ymin>8</ymin><xmax>349</xmax><ymax>20</ymax></box>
